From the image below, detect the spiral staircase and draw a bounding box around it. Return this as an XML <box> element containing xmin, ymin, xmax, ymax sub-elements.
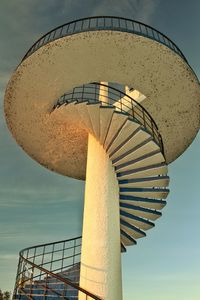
<box><xmin>13</xmin><ymin>82</ymin><xmax>169</xmax><ymax>300</ymax></box>
<box><xmin>53</xmin><ymin>82</ymin><xmax>169</xmax><ymax>244</ymax></box>
<box><xmin>5</xmin><ymin>16</ymin><xmax>199</xmax><ymax>300</ymax></box>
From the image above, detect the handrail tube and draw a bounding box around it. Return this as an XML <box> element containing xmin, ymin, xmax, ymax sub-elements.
<box><xmin>26</xmin><ymin>247</ymin><xmax>81</xmax><ymax>261</ymax></box>
<box><xmin>19</xmin><ymin>255</ymin><xmax>101</xmax><ymax>300</ymax></box>
<box><xmin>14</xmin><ymin>236</ymin><xmax>101</xmax><ymax>300</ymax></box>
<box><xmin>19</xmin><ymin>236</ymin><xmax>82</xmax><ymax>253</ymax></box>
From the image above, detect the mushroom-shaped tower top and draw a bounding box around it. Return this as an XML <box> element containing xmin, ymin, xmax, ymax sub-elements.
<box><xmin>4</xmin><ymin>16</ymin><xmax>200</xmax><ymax>180</ymax></box>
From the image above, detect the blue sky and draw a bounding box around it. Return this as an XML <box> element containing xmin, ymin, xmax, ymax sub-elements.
<box><xmin>0</xmin><ymin>1</ymin><xmax>199</xmax><ymax>299</ymax></box>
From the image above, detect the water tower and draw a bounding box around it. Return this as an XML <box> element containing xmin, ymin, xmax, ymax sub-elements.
<box><xmin>4</xmin><ymin>17</ymin><xmax>199</xmax><ymax>300</ymax></box>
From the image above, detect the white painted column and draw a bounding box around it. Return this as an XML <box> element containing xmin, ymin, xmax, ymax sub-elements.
<box><xmin>79</xmin><ymin>134</ymin><xmax>122</xmax><ymax>300</ymax></box>
<box><xmin>99</xmin><ymin>81</ymin><xmax>108</xmax><ymax>104</ymax></box>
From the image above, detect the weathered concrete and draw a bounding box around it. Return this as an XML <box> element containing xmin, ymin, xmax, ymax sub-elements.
<box><xmin>4</xmin><ymin>30</ymin><xmax>200</xmax><ymax>179</ymax></box>
<box><xmin>79</xmin><ymin>134</ymin><xmax>122</xmax><ymax>300</ymax></box>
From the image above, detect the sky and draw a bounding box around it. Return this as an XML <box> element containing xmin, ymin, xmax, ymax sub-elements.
<box><xmin>0</xmin><ymin>0</ymin><xmax>199</xmax><ymax>299</ymax></box>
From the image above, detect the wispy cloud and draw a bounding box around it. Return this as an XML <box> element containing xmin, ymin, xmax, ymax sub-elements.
<box><xmin>0</xmin><ymin>186</ymin><xmax>83</xmax><ymax>207</ymax></box>
<box><xmin>0</xmin><ymin>254</ymin><xmax>17</xmax><ymax>260</ymax></box>
<box><xmin>91</xmin><ymin>0</ymin><xmax>160</xmax><ymax>23</ymax></box>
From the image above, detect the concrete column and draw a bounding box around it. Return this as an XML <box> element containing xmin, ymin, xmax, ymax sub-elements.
<box><xmin>99</xmin><ymin>81</ymin><xmax>108</xmax><ymax>104</ymax></box>
<box><xmin>79</xmin><ymin>133</ymin><xmax>122</xmax><ymax>300</ymax></box>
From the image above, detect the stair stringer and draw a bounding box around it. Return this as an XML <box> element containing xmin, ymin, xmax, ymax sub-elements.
<box><xmin>56</xmin><ymin>101</ymin><xmax>170</xmax><ymax>251</ymax></box>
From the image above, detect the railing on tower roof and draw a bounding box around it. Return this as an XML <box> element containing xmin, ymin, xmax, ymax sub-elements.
<box><xmin>21</xmin><ymin>16</ymin><xmax>188</xmax><ymax>63</ymax></box>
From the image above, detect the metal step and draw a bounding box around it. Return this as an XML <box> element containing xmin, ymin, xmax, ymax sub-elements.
<box><xmin>112</xmin><ymin>138</ymin><xmax>160</xmax><ymax>166</ymax></box>
<box><xmin>119</xmin><ymin>187</ymin><xmax>169</xmax><ymax>199</ymax></box>
<box><xmin>120</xmin><ymin>202</ymin><xmax>161</xmax><ymax>221</ymax></box>
<box><xmin>110</xmin><ymin>128</ymin><xmax>151</xmax><ymax>160</ymax></box>
<box><xmin>120</xmin><ymin>195</ymin><xmax>166</xmax><ymax>210</ymax></box>
<box><xmin>107</xmin><ymin>119</ymin><xmax>140</xmax><ymax>154</ymax></box>
<box><xmin>116</xmin><ymin>151</ymin><xmax>165</xmax><ymax>172</ymax></box>
<box><xmin>120</xmin><ymin>210</ymin><xmax>155</xmax><ymax>230</ymax></box>
<box><xmin>117</xmin><ymin>162</ymin><xmax>168</xmax><ymax>180</ymax></box>
<box><xmin>120</xmin><ymin>229</ymin><xmax>137</xmax><ymax>246</ymax></box>
<box><xmin>120</xmin><ymin>219</ymin><xmax>146</xmax><ymax>239</ymax></box>
<box><xmin>104</xmin><ymin>111</ymin><xmax>128</xmax><ymax>150</ymax></box>
<box><xmin>118</xmin><ymin>175</ymin><xmax>170</xmax><ymax>188</ymax></box>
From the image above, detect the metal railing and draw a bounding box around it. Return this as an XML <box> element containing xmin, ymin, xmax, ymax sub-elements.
<box><xmin>21</xmin><ymin>16</ymin><xmax>188</xmax><ymax>63</ymax></box>
<box><xmin>13</xmin><ymin>236</ymin><xmax>101</xmax><ymax>300</ymax></box>
<box><xmin>53</xmin><ymin>82</ymin><xmax>164</xmax><ymax>155</ymax></box>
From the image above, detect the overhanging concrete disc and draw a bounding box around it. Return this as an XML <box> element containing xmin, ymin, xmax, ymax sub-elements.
<box><xmin>4</xmin><ymin>30</ymin><xmax>200</xmax><ymax>180</ymax></box>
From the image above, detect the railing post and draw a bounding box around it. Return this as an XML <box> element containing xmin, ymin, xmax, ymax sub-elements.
<box><xmin>29</xmin><ymin>266</ymin><xmax>34</xmax><ymax>298</ymax></box>
<box><xmin>125</xmin><ymin>19</ymin><xmax>127</xmax><ymax>30</ymax></box>
<box><xmin>81</xmin><ymin>85</ymin><xmax>85</xmax><ymax>101</ymax></box>
<box><xmin>151</xmin><ymin>119</ymin><xmax>155</xmax><ymax>140</ymax></box>
<box><xmin>99</xmin><ymin>82</ymin><xmax>108</xmax><ymax>105</ymax></box>
<box><xmin>81</xmin><ymin>20</ymin><xmax>84</xmax><ymax>30</ymax></box>
<box><xmin>47</xmin><ymin>32</ymin><xmax>52</xmax><ymax>43</ymax></box>
<box><xmin>143</xmin><ymin>109</ymin><xmax>146</xmax><ymax>129</ymax></box>
<box><xmin>61</xmin><ymin>241</ymin><xmax>65</xmax><ymax>272</ymax></box>
<box><xmin>44</xmin><ymin>275</ymin><xmax>48</xmax><ymax>300</ymax></box>
<box><xmin>39</xmin><ymin>245</ymin><xmax>45</xmax><ymax>280</ymax></box>
<box><xmin>13</xmin><ymin>257</ymin><xmax>21</xmax><ymax>300</ymax></box>
<box><xmin>50</xmin><ymin>244</ymin><xmax>54</xmax><ymax>272</ymax></box>
<box><xmin>139</xmin><ymin>23</ymin><xmax>142</xmax><ymax>33</ymax></box>
<box><xmin>73</xmin><ymin>238</ymin><xmax>76</xmax><ymax>266</ymax></box>
<box><xmin>131</xmin><ymin>98</ymin><xmax>135</xmax><ymax>119</ymax></box>
<box><xmin>60</xmin><ymin>26</ymin><xmax>64</xmax><ymax>37</ymax></box>
<box><xmin>52</xmin><ymin>29</ymin><xmax>57</xmax><ymax>40</ymax></box>
<box><xmin>73</xmin><ymin>21</ymin><xmax>76</xmax><ymax>32</ymax></box>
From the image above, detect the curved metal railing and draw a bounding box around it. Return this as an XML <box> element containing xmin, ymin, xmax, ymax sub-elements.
<box><xmin>53</xmin><ymin>82</ymin><xmax>164</xmax><ymax>155</ymax></box>
<box><xmin>13</xmin><ymin>236</ymin><xmax>101</xmax><ymax>300</ymax></box>
<box><xmin>21</xmin><ymin>16</ymin><xmax>188</xmax><ymax>63</ymax></box>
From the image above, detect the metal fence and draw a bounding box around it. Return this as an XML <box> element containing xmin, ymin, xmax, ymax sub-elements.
<box><xmin>14</xmin><ymin>236</ymin><xmax>101</xmax><ymax>300</ymax></box>
<box><xmin>54</xmin><ymin>82</ymin><xmax>164</xmax><ymax>155</ymax></box>
<box><xmin>21</xmin><ymin>16</ymin><xmax>187</xmax><ymax>63</ymax></box>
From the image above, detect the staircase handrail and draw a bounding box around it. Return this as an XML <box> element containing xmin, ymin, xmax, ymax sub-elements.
<box><xmin>54</xmin><ymin>82</ymin><xmax>164</xmax><ymax>155</ymax></box>
<box><xmin>19</xmin><ymin>256</ymin><xmax>101</xmax><ymax>300</ymax></box>
<box><xmin>14</xmin><ymin>236</ymin><xmax>102</xmax><ymax>300</ymax></box>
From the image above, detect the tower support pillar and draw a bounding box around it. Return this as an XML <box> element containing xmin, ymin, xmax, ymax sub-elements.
<box><xmin>79</xmin><ymin>133</ymin><xmax>122</xmax><ymax>300</ymax></box>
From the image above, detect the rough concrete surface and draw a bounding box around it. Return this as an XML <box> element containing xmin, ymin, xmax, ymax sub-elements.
<box><xmin>4</xmin><ymin>30</ymin><xmax>200</xmax><ymax>179</ymax></box>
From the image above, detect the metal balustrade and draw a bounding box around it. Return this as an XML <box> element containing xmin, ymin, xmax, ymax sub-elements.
<box><xmin>21</xmin><ymin>16</ymin><xmax>188</xmax><ymax>63</ymax></box>
<box><xmin>54</xmin><ymin>82</ymin><xmax>164</xmax><ymax>156</ymax></box>
<box><xmin>13</xmin><ymin>236</ymin><xmax>101</xmax><ymax>300</ymax></box>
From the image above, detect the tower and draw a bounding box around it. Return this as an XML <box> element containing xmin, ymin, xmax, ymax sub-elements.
<box><xmin>4</xmin><ymin>17</ymin><xmax>199</xmax><ymax>300</ymax></box>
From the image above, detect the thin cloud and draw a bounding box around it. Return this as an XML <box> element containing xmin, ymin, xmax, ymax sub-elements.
<box><xmin>0</xmin><ymin>185</ymin><xmax>84</xmax><ymax>207</ymax></box>
<box><xmin>0</xmin><ymin>254</ymin><xmax>17</xmax><ymax>260</ymax></box>
<box><xmin>91</xmin><ymin>0</ymin><xmax>160</xmax><ymax>23</ymax></box>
